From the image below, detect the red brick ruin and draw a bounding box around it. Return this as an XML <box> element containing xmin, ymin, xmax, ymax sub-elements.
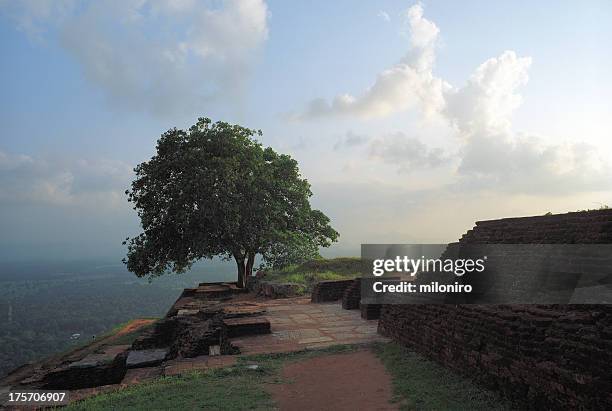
<box><xmin>378</xmin><ymin>209</ymin><xmax>612</xmax><ymax>409</ymax></box>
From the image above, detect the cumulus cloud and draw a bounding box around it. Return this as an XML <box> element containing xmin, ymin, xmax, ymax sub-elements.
<box><xmin>369</xmin><ymin>132</ymin><xmax>447</xmax><ymax>172</ymax></box>
<box><xmin>0</xmin><ymin>151</ymin><xmax>132</xmax><ymax>207</ymax></box>
<box><xmin>442</xmin><ymin>50</ymin><xmax>611</xmax><ymax>194</ymax></box>
<box><xmin>297</xmin><ymin>3</ymin><xmax>448</xmax><ymax>120</ymax></box>
<box><xmin>400</xmin><ymin>3</ymin><xmax>439</xmax><ymax>71</ymax></box>
<box><xmin>1</xmin><ymin>0</ymin><xmax>269</xmax><ymax>117</ymax></box>
<box><xmin>444</xmin><ymin>51</ymin><xmax>532</xmax><ymax>136</ymax></box>
<box><xmin>296</xmin><ymin>2</ymin><xmax>611</xmax><ymax>194</ymax></box>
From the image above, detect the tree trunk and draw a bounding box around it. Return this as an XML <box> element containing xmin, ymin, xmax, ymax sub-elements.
<box><xmin>235</xmin><ymin>255</ymin><xmax>247</xmax><ymax>288</ymax></box>
<box><xmin>234</xmin><ymin>251</ymin><xmax>255</xmax><ymax>289</ymax></box>
<box><xmin>246</xmin><ymin>252</ymin><xmax>255</xmax><ymax>279</ymax></box>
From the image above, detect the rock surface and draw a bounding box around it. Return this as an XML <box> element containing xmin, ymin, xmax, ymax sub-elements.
<box><xmin>126</xmin><ymin>349</ymin><xmax>169</xmax><ymax>369</ymax></box>
<box><xmin>41</xmin><ymin>346</ymin><xmax>128</xmax><ymax>389</ymax></box>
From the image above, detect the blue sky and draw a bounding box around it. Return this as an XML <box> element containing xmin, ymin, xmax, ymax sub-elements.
<box><xmin>1</xmin><ymin>1</ymin><xmax>611</xmax><ymax>261</ymax></box>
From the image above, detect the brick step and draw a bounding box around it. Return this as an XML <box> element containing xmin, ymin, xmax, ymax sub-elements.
<box><xmin>194</xmin><ymin>284</ymin><xmax>233</xmax><ymax>300</ymax></box>
<box><xmin>311</xmin><ymin>279</ymin><xmax>355</xmax><ymax>303</ymax></box>
<box><xmin>223</xmin><ymin>317</ymin><xmax>271</xmax><ymax>338</ymax></box>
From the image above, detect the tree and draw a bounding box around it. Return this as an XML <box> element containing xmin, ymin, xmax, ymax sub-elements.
<box><xmin>124</xmin><ymin>118</ymin><xmax>338</xmax><ymax>287</ymax></box>
<box><xmin>259</xmin><ymin>231</ymin><xmax>323</xmax><ymax>271</ymax></box>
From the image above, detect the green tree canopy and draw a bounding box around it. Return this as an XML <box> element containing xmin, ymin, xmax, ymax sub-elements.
<box><xmin>124</xmin><ymin>118</ymin><xmax>338</xmax><ymax>287</ymax></box>
<box><xmin>259</xmin><ymin>231</ymin><xmax>323</xmax><ymax>271</ymax></box>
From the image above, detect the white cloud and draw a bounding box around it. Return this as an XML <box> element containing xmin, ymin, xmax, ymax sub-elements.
<box><xmin>444</xmin><ymin>51</ymin><xmax>532</xmax><ymax>136</ymax></box>
<box><xmin>369</xmin><ymin>132</ymin><xmax>447</xmax><ymax>173</ymax></box>
<box><xmin>333</xmin><ymin>131</ymin><xmax>369</xmax><ymax>150</ymax></box>
<box><xmin>441</xmin><ymin>50</ymin><xmax>610</xmax><ymax>194</ymax></box>
<box><xmin>400</xmin><ymin>2</ymin><xmax>439</xmax><ymax>71</ymax></box>
<box><xmin>377</xmin><ymin>10</ymin><xmax>390</xmax><ymax>22</ymax></box>
<box><xmin>1</xmin><ymin>0</ymin><xmax>269</xmax><ymax>118</ymax></box>
<box><xmin>0</xmin><ymin>151</ymin><xmax>132</xmax><ymax>207</ymax></box>
<box><xmin>454</xmin><ymin>132</ymin><xmax>611</xmax><ymax>194</ymax></box>
<box><xmin>0</xmin><ymin>0</ymin><xmax>76</xmax><ymax>40</ymax></box>
<box><xmin>297</xmin><ymin>3</ymin><xmax>448</xmax><ymax>120</ymax></box>
<box><xmin>297</xmin><ymin>2</ymin><xmax>611</xmax><ymax>195</ymax></box>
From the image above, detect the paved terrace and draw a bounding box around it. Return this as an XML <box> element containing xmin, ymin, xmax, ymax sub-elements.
<box><xmin>1</xmin><ymin>295</ymin><xmax>388</xmax><ymax>404</ymax></box>
<box><xmin>161</xmin><ymin>296</ymin><xmax>389</xmax><ymax>376</ymax></box>
<box><xmin>234</xmin><ymin>297</ymin><xmax>388</xmax><ymax>354</ymax></box>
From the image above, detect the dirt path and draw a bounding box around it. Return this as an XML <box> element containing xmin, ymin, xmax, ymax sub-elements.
<box><xmin>267</xmin><ymin>349</ymin><xmax>398</xmax><ymax>411</ymax></box>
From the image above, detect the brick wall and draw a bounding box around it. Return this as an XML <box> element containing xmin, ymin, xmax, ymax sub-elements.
<box><xmin>461</xmin><ymin>209</ymin><xmax>612</xmax><ymax>244</ymax></box>
<box><xmin>360</xmin><ymin>303</ymin><xmax>382</xmax><ymax>320</ymax></box>
<box><xmin>311</xmin><ymin>279</ymin><xmax>355</xmax><ymax>303</ymax></box>
<box><xmin>341</xmin><ymin>279</ymin><xmax>361</xmax><ymax>309</ymax></box>
<box><xmin>378</xmin><ymin>209</ymin><xmax>612</xmax><ymax>409</ymax></box>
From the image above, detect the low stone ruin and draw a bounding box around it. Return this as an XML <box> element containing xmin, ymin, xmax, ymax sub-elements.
<box><xmin>131</xmin><ymin>311</ymin><xmax>235</xmax><ymax>360</ymax></box>
<box><xmin>129</xmin><ymin>284</ymin><xmax>272</xmax><ymax>363</ymax></box>
<box><xmin>341</xmin><ymin>279</ymin><xmax>361</xmax><ymax>310</ymax></box>
<box><xmin>1</xmin><ymin>282</ymin><xmax>271</xmax><ymax>392</ymax></box>
<box><xmin>224</xmin><ymin>317</ymin><xmax>271</xmax><ymax>338</ymax></box>
<box><xmin>126</xmin><ymin>349</ymin><xmax>169</xmax><ymax>369</ymax></box>
<box><xmin>41</xmin><ymin>345</ymin><xmax>129</xmax><ymax>390</ymax></box>
<box><xmin>378</xmin><ymin>209</ymin><xmax>612</xmax><ymax>409</ymax></box>
<box><xmin>247</xmin><ymin>277</ymin><xmax>303</xmax><ymax>298</ymax></box>
<box><xmin>310</xmin><ymin>279</ymin><xmax>355</xmax><ymax>302</ymax></box>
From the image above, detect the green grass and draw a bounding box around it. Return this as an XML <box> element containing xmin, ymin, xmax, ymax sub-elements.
<box><xmin>66</xmin><ymin>342</ymin><xmax>516</xmax><ymax>411</ymax></box>
<box><xmin>291</xmin><ymin>257</ymin><xmax>362</xmax><ymax>274</ymax></box>
<box><xmin>374</xmin><ymin>342</ymin><xmax>517</xmax><ymax>411</ymax></box>
<box><xmin>92</xmin><ymin>318</ymin><xmax>159</xmax><ymax>342</ymax></box>
<box><xmin>66</xmin><ymin>367</ymin><xmax>274</xmax><ymax>411</ymax></box>
<box><xmin>66</xmin><ymin>344</ymin><xmax>359</xmax><ymax>411</ymax></box>
<box><xmin>108</xmin><ymin>321</ymin><xmax>158</xmax><ymax>345</ymax></box>
<box><xmin>263</xmin><ymin>257</ymin><xmax>361</xmax><ymax>293</ymax></box>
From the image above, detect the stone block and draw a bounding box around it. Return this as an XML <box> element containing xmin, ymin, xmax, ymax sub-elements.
<box><xmin>224</xmin><ymin>316</ymin><xmax>271</xmax><ymax>338</ymax></box>
<box><xmin>126</xmin><ymin>349</ymin><xmax>169</xmax><ymax>369</ymax></box>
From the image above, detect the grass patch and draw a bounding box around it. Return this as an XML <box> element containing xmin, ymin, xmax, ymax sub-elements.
<box><xmin>65</xmin><ymin>367</ymin><xmax>273</xmax><ymax>411</ymax></box>
<box><xmin>66</xmin><ymin>342</ymin><xmax>516</xmax><ymax>410</ymax></box>
<box><xmin>292</xmin><ymin>257</ymin><xmax>361</xmax><ymax>275</ymax></box>
<box><xmin>66</xmin><ymin>344</ymin><xmax>360</xmax><ymax>411</ymax></box>
<box><xmin>92</xmin><ymin>318</ymin><xmax>159</xmax><ymax>342</ymax></box>
<box><xmin>263</xmin><ymin>257</ymin><xmax>361</xmax><ymax>293</ymax></box>
<box><xmin>374</xmin><ymin>342</ymin><xmax>517</xmax><ymax>411</ymax></box>
<box><xmin>108</xmin><ymin>321</ymin><xmax>158</xmax><ymax>345</ymax></box>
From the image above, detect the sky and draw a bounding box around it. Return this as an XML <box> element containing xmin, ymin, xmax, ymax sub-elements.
<box><xmin>0</xmin><ymin>0</ymin><xmax>611</xmax><ymax>261</ymax></box>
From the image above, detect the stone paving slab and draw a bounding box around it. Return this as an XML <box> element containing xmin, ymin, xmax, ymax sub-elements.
<box><xmin>67</xmin><ymin>344</ymin><xmax>131</xmax><ymax>369</ymax></box>
<box><xmin>126</xmin><ymin>348</ymin><xmax>169</xmax><ymax>369</ymax></box>
<box><xmin>232</xmin><ymin>299</ymin><xmax>388</xmax><ymax>355</ymax></box>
